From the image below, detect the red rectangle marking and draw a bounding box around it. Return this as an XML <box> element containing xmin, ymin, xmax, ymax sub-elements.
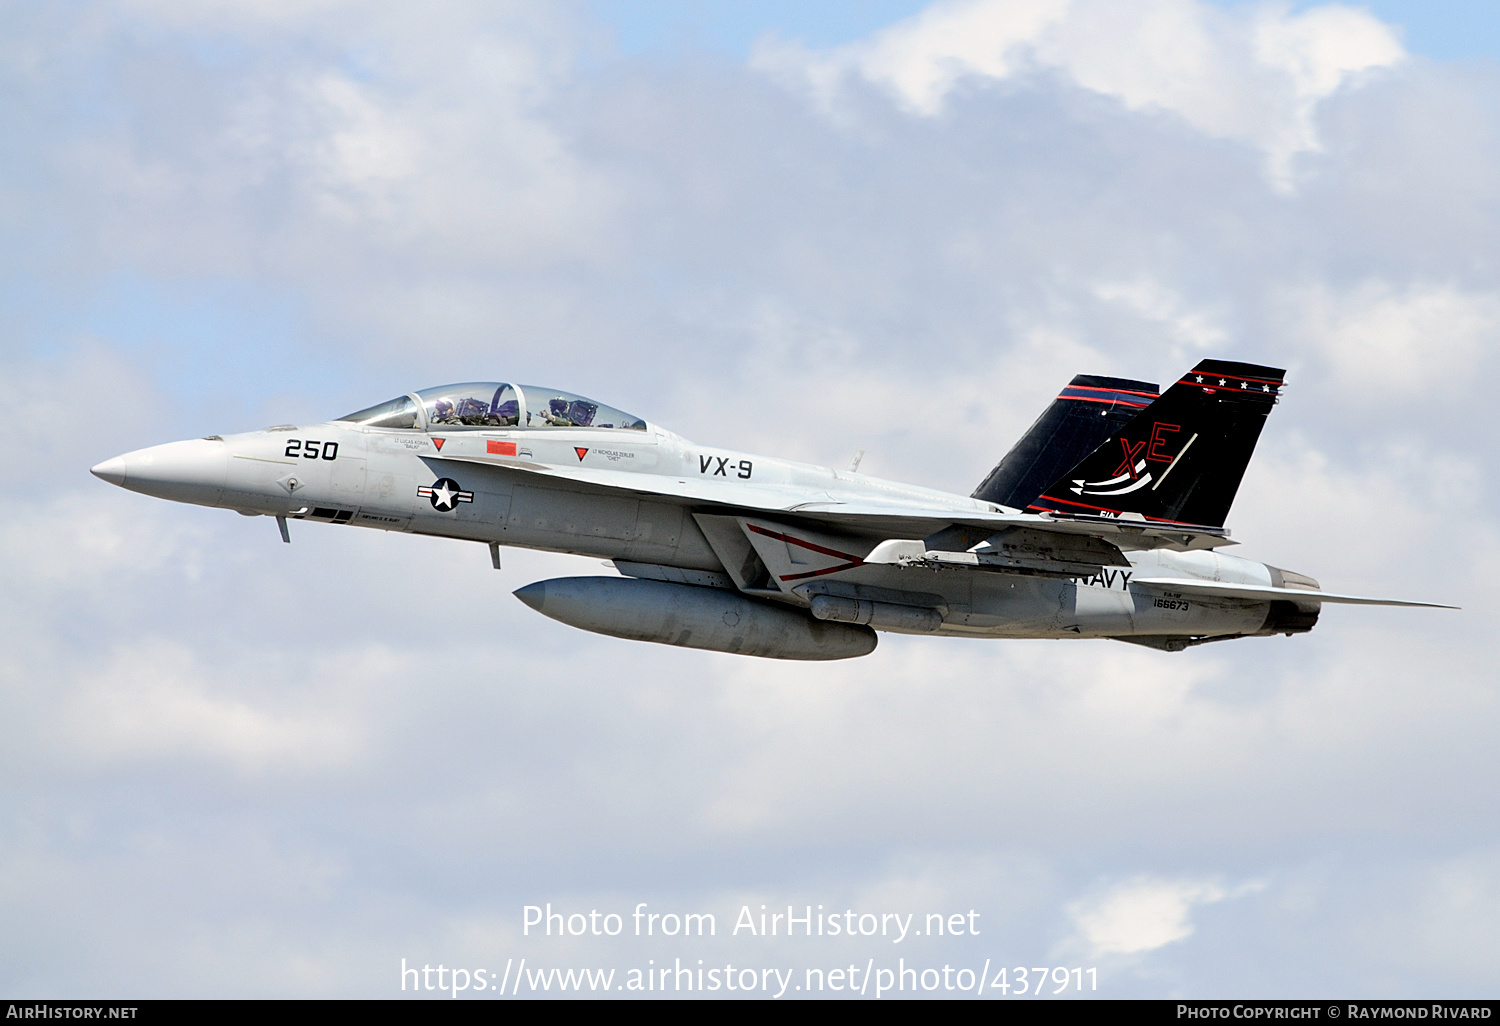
<box><xmin>487</xmin><ymin>440</ymin><xmax>518</xmax><ymax>456</ymax></box>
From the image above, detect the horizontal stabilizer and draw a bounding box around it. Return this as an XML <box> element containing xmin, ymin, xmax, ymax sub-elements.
<box><xmin>1131</xmin><ymin>578</ymin><xmax>1458</xmax><ymax>609</ymax></box>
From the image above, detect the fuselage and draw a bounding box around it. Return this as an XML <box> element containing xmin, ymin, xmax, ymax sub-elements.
<box><xmin>91</xmin><ymin>386</ymin><xmax>1305</xmax><ymax>647</ymax></box>
<box><xmin>93</xmin><ymin>416</ymin><xmax>994</xmax><ymax>553</ymax></box>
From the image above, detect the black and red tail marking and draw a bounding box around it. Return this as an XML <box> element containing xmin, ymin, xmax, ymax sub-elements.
<box><xmin>1028</xmin><ymin>359</ymin><xmax>1285</xmax><ymax>529</ymax></box>
<box><xmin>1055</xmin><ymin>381</ymin><xmax>1158</xmax><ymax>407</ymax></box>
<box><xmin>973</xmin><ymin>374</ymin><xmax>1160</xmax><ymax>511</ymax></box>
<box><xmin>744</xmin><ymin>523</ymin><xmax>865</xmax><ymax>582</ymax></box>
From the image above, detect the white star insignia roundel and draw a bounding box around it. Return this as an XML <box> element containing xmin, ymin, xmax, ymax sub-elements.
<box><xmin>417</xmin><ymin>478</ymin><xmax>474</xmax><ymax>511</ymax></box>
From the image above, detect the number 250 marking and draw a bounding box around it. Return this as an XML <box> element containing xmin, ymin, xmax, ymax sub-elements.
<box><xmin>285</xmin><ymin>439</ymin><xmax>339</xmax><ymax>460</ymax></box>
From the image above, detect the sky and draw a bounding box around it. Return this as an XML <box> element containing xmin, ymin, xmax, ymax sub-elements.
<box><xmin>2</xmin><ymin>0</ymin><xmax>1498</xmax><ymax>1000</ymax></box>
<box><xmin>588</xmin><ymin>0</ymin><xmax>1500</xmax><ymax>61</ymax></box>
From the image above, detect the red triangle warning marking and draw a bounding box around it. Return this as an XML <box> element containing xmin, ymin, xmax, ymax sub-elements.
<box><xmin>432</xmin><ymin>437</ymin><xmax>446</xmax><ymax>450</ymax></box>
<box><xmin>575</xmin><ymin>447</ymin><xmax>589</xmax><ymax>461</ymax></box>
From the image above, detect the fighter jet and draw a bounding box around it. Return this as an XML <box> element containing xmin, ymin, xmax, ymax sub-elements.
<box><xmin>90</xmin><ymin>360</ymin><xmax>1452</xmax><ymax>660</ymax></box>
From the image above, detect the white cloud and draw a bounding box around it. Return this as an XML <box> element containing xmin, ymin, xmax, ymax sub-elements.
<box><xmin>57</xmin><ymin>641</ymin><xmax>363</xmax><ymax>773</ymax></box>
<box><xmin>1404</xmin><ymin>853</ymin><xmax>1500</xmax><ymax>979</ymax></box>
<box><xmin>58</xmin><ymin>0</ymin><xmax>615</xmax><ymax>341</ymax></box>
<box><xmin>1067</xmin><ymin>877</ymin><xmax>1237</xmax><ymax>956</ymax></box>
<box><xmin>753</xmin><ymin>0</ymin><xmax>1404</xmax><ymax>187</ymax></box>
<box><xmin>1282</xmin><ymin>280</ymin><xmax>1500</xmax><ymax>395</ymax></box>
<box><xmin>1094</xmin><ymin>278</ymin><xmax>1230</xmax><ymax>353</ymax></box>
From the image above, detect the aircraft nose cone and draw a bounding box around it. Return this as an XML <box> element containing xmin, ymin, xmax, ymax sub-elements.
<box><xmin>513</xmin><ymin>581</ymin><xmax>547</xmax><ymax>613</ymax></box>
<box><xmin>95</xmin><ymin>438</ymin><xmax>229</xmax><ymax>506</ymax></box>
<box><xmin>90</xmin><ymin>456</ymin><xmax>127</xmax><ymax>487</ymax></box>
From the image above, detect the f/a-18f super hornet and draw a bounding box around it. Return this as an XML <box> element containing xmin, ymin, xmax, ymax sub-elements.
<box><xmin>91</xmin><ymin>360</ymin><xmax>1452</xmax><ymax>659</ymax></box>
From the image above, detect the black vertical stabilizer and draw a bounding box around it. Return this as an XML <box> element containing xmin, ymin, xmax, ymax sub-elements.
<box><xmin>973</xmin><ymin>375</ymin><xmax>1159</xmax><ymax>510</ymax></box>
<box><xmin>1028</xmin><ymin>359</ymin><xmax>1285</xmax><ymax>528</ymax></box>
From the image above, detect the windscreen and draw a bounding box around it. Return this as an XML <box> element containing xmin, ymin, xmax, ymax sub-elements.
<box><xmin>336</xmin><ymin>395</ymin><xmax>419</xmax><ymax>429</ymax></box>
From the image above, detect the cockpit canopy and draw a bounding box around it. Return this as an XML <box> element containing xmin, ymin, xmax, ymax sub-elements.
<box><xmin>337</xmin><ymin>383</ymin><xmax>647</xmax><ymax>432</ymax></box>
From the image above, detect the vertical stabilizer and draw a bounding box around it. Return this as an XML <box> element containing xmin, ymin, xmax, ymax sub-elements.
<box><xmin>973</xmin><ymin>375</ymin><xmax>1159</xmax><ymax>510</ymax></box>
<box><xmin>1029</xmin><ymin>359</ymin><xmax>1285</xmax><ymax>528</ymax></box>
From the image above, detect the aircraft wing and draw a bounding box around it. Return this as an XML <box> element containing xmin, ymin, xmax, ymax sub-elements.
<box><xmin>1130</xmin><ymin>578</ymin><xmax>1458</xmax><ymax>609</ymax></box>
<box><xmin>788</xmin><ymin>504</ymin><xmax>1231</xmax><ymax>550</ymax></box>
<box><xmin>427</xmin><ymin>452</ymin><xmax>1232</xmax><ymax>550</ymax></box>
